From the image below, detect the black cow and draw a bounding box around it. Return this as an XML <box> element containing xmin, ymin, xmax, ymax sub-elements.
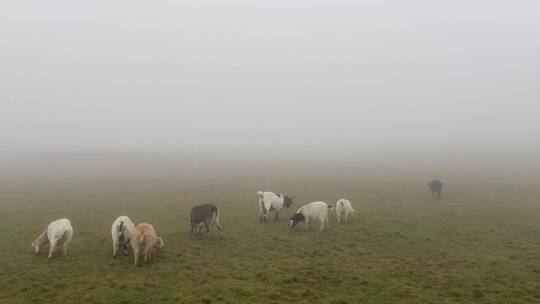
<box><xmin>428</xmin><ymin>180</ymin><xmax>443</xmax><ymax>199</ymax></box>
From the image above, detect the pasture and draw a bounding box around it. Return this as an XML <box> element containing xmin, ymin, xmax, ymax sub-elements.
<box><xmin>1</xmin><ymin>153</ymin><xmax>539</xmax><ymax>303</ymax></box>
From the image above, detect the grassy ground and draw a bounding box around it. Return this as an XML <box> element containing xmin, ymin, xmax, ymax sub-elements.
<box><xmin>0</xmin><ymin>153</ymin><xmax>539</xmax><ymax>303</ymax></box>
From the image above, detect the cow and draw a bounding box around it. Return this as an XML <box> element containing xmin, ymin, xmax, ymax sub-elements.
<box><xmin>32</xmin><ymin>218</ymin><xmax>73</xmax><ymax>259</ymax></box>
<box><xmin>289</xmin><ymin>201</ymin><xmax>332</xmax><ymax>232</ymax></box>
<box><xmin>428</xmin><ymin>180</ymin><xmax>443</xmax><ymax>199</ymax></box>
<box><xmin>189</xmin><ymin>204</ymin><xmax>223</xmax><ymax>239</ymax></box>
<box><xmin>111</xmin><ymin>216</ymin><xmax>135</xmax><ymax>257</ymax></box>
<box><xmin>131</xmin><ymin>223</ymin><xmax>164</xmax><ymax>266</ymax></box>
<box><xmin>258</xmin><ymin>191</ymin><xmax>294</xmax><ymax>222</ymax></box>
<box><xmin>335</xmin><ymin>199</ymin><xmax>358</xmax><ymax>224</ymax></box>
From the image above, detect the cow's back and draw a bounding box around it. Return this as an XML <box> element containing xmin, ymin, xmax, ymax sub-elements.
<box><xmin>429</xmin><ymin>180</ymin><xmax>443</xmax><ymax>191</ymax></box>
<box><xmin>134</xmin><ymin>223</ymin><xmax>157</xmax><ymax>244</ymax></box>
<box><xmin>299</xmin><ymin>201</ymin><xmax>329</xmax><ymax>218</ymax></box>
<box><xmin>47</xmin><ymin>218</ymin><xmax>72</xmax><ymax>241</ymax></box>
<box><xmin>191</xmin><ymin>204</ymin><xmax>218</xmax><ymax>224</ymax></box>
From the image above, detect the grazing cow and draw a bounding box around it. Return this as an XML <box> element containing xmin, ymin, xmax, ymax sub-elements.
<box><xmin>131</xmin><ymin>223</ymin><xmax>164</xmax><ymax>266</ymax></box>
<box><xmin>111</xmin><ymin>216</ymin><xmax>135</xmax><ymax>258</ymax></box>
<box><xmin>32</xmin><ymin>218</ymin><xmax>73</xmax><ymax>259</ymax></box>
<box><xmin>335</xmin><ymin>199</ymin><xmax>358</xmax><ymax>224</ymax></box>
<box><xmin>289</xmin><ymin>201</ymin><xmax>332</xmax><ymax>232</ymax></box>
<box><xmin>428</xmin><ymin>180</ymin><xmax>443</xmax><ymax>199</ymax></box>
<box><xmin>189</xmin><ymin>204</ymin><xmax>223</xmax><ymax>239</ymax></box>
<box><xmin>258</xmin><ymin>191</ymin><xmax>294</xmax><ymax>222</ymax></box>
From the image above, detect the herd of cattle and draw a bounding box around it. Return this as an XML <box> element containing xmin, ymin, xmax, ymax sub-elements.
<box><xmin>31</xmin><ymin>180</ymin><xmax>444</xmax><ymax>266</ymax></box>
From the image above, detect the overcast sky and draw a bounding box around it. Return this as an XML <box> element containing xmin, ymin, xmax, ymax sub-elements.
<box><xmin>1</xmin><ymin>0</ymin><xmax>539</xmax><ymax>153</ymax></box>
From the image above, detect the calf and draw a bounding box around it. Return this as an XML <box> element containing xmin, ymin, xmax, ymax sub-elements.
<box><xmin>428</xmin><ymin>180</ymin><xmax>443</xmax><ymax>199</ymax></box>
<box><xmin>131</xmin><ymin>223</ymin><xmax>164</xmax><ymax>266</ymax></box>
<box><xmin>335</xmin><ymin>199</ymin><xmax>358</xmax><ymax>224</ymax></box>
<box><xmin>111</xmin><ymin>216</ymin><xmax>135</xmax><ymax>257</ymax></box>
<box><xmin>190</xmin><ymin>204</ymin><xmax>223</xmax><ymax>239</ymax></box>
<box><xmin>32</xmin><ymin>218</ymin><xmax>73</xmax><ymax>259</ymax></box>
<box><xmin>258</xmin><ymin>191</ymin><xmax>294</xmax><ymax>222</ymax></box>
<box><xmin>289</xmin><ymin>201</ymin><xmax>332</xmax><ymax>232</ymax></box>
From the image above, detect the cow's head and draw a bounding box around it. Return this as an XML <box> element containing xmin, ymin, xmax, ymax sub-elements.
<box><xmin>155</xmin><ymin>236</ymin><xmax>165</xmax><ymax>249</ymax></box>
<box><xmin>31</xmin><ymin>241</ymin><xmax>39</xmax><ymax>254</ymax></box>
<box><xmin>289</xmin><ymin>213</ymin><xmax>305</xmax><ymax>230</ymax></box>
<box><xmin>283</xmin><ymin>196</ymin><xmax>294</xmax><ymax>208</ymax></box>
<box><xmin>31</xmin><ymin>232</ymin><xmax>48</xmax><ymax>254</ymax></box>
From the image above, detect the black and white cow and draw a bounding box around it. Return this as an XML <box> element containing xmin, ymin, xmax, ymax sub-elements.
<box><xmin>258</xmin><ymin>191</ymin><xmax>294</xmax><ymax>222</ymax></box>
<box><xmin>111</xmin><ymin>216</ymin><xmax>135</xmax><ymax>257</ymax></box>
<box><xmin>289</xmin><ymin>201</ymin><xmax>332</xmax><ymax>232</ymax></box>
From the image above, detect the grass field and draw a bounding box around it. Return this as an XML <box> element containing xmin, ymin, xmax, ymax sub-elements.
<box><xmin>1</xmin><ymin>153</ymin><xmax>539</xmax><ymax>303</ymax></box>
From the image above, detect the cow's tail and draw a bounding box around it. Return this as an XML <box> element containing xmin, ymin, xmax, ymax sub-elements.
<box><xmin>327</xmin><ymin>203</ymin><xmax>333</xmax><ymax>210</ymax></box>
<box><xmin>117</xmin><ymin>221</ymin><xmax>125</xmax><ymax>236</ymax></box>
<box><xmin>258</xmin><ymin>191</ymin><xmax>266</xmax><ymax>212</ymax></box>
<box><xmin>213</xmin><ymin>207</ymin><xmax>223</xmax><ymax>232</ymax></box>
<box><xmin>350</xmin><ymin>208</ymin><xmax>359</xmax><ymax>216</ymax></box>
<box><xmin>139</xmin><ymin>233</ymin><xmax>145</xmax><ymax>246</ymax></box>
<box><xmin>210</xmin><ymin>205</ymin><xmax>218</xmax><ymax>219</ymax></box>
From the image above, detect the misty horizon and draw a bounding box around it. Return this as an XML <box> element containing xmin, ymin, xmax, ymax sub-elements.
<box><xmin>2</xmin><ymin>1</ymin><xmax>539</xmax><ymax>153</ymax></box>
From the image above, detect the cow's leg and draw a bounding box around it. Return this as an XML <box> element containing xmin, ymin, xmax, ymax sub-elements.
<box><xmin>112</xmin><ymin>241</ymin><xmax>119</xmax><ymax>258</ymax></box>
<box><xmin>134</xmin><ymin>252</ymin><xmax>139</xmax><ymax>266</ymax></box>
<box><xmin>131</xmin><ymin>242</ymin><xmax>139</xmax><ymax>266</ymax></box>
<box><xmin>260</xmin><ymin>203</ymin><xmax>266</xmax><ymax>223</ymax></box>
<box><xmin>122</xmin><ymin>243</ymin><xmax>129</xmax><ymax>256</ymax></box>
<box><xmin>214</xmin><ymin>216</ymin><xmax>224</xmax><ymax>239</ymax></box>
<box><xmin>324</xmin><ymin>216</ymin><xmax>330</xmax><ymax>230</ymax></box>
<box><xmin>263</xmin><ymin>208</ymin><xmax>271</xmax><ymax>222</ymax></box>
<box><xmin>197</xmin><ymin>224</ymin><xmax>202</xmax><ymax>238</ymax></box>
<box><xmin>47</xmin><ymin>239</ymin><xmax>58</xmax><ymax>259</ymax></box>
<box><xmin>205</xmin><ymin>223</ymin><xmax>211</xmax><ymax>239</ymax></box>
<box><xmin>62</xmin><ymin>243</ymin><xmax>68</xmax><ymax>256</ymax></box>
<box><xmin>274</xmin><ymin>210</ymin><xmax>279</xmax><ymax>221</ymax></box>
<box><xmin>144</xmin><ymin>247</ymin><xmax>152</xmax><ymax>263</ymax></box>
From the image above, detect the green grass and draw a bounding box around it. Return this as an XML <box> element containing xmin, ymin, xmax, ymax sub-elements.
<box><xmin>1</xmin><ymin>158</ymin><xmax>540</xmax><ymax>303</ymax></box>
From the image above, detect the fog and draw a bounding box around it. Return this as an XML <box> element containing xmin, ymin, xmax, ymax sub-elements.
<box><xmin>1</xmin><ymin>0</ymin><xmax>539</xmax><ymax>158</ymax></box>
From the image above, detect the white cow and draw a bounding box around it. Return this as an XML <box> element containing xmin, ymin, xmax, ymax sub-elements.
<box><xmin>335</xmin><ymin>199</ymin><xmax>358</xmax><ymax>224</ymax></box>
<box><xmin>288</xmin><ymin>201</ymin><xmax>332</xmax><ymax>232</ymax></box>
<box><xmin>258</xmin><ymin>191</ymin><xmax>294</xmax><ymax>222</ymax></box>
<box><xmin>111</xmin><ymin>216</ymin><xmax>136</xmax><ymax>257</ymax></box>
<box><xmin>32</xmin><ymin>218</ymin><xmax>73</xmax><ymax>259</ymax></box>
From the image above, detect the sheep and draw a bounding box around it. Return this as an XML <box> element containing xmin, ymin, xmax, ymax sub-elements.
<box><xmin>258</xmin><ymin>191</ymin><xmax>294</xmax><ymax>222</ymax></box>
<box><xmin>428</xmin><ymin>180</ymin><xmax>443</xmax><ymax>199</ymax></box>
<box><xmin>335</xmin><ymin>199</ymin><xmax>358</xmax><ymax>224</ymax></box>
<box><xmin>111</xmin><ymin>216</ymin><xmax>135</xmax><ymax>258</ymax></box>
<box><xmin>289</xmin><ymin>201</ymin><xmax>332</xmax><ymax>232</ymax></box>
<box><xmin>189</xmin><ymin>204</ymin><xmax>223</xmax><ymax>239</ymax></box>
<box><xmin>131</xmin><ymin>223</ymin><xmax>164</xmax><ymax>266</ymax></box>
<box><xmin>32</xmin><ymin>218</ymin><xmax>73</xmax><ymax>259</ymax></box>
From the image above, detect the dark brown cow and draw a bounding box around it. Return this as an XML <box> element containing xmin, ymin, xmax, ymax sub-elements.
<box><xmin>190</xmin><ymin>204</ymin><xmax>223</xmax><ymax>239</ymax></box>
<box><xmin>428</xmin><ymin>180</ymin><xmax>443</xmax><ymax>199</ymax></box>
